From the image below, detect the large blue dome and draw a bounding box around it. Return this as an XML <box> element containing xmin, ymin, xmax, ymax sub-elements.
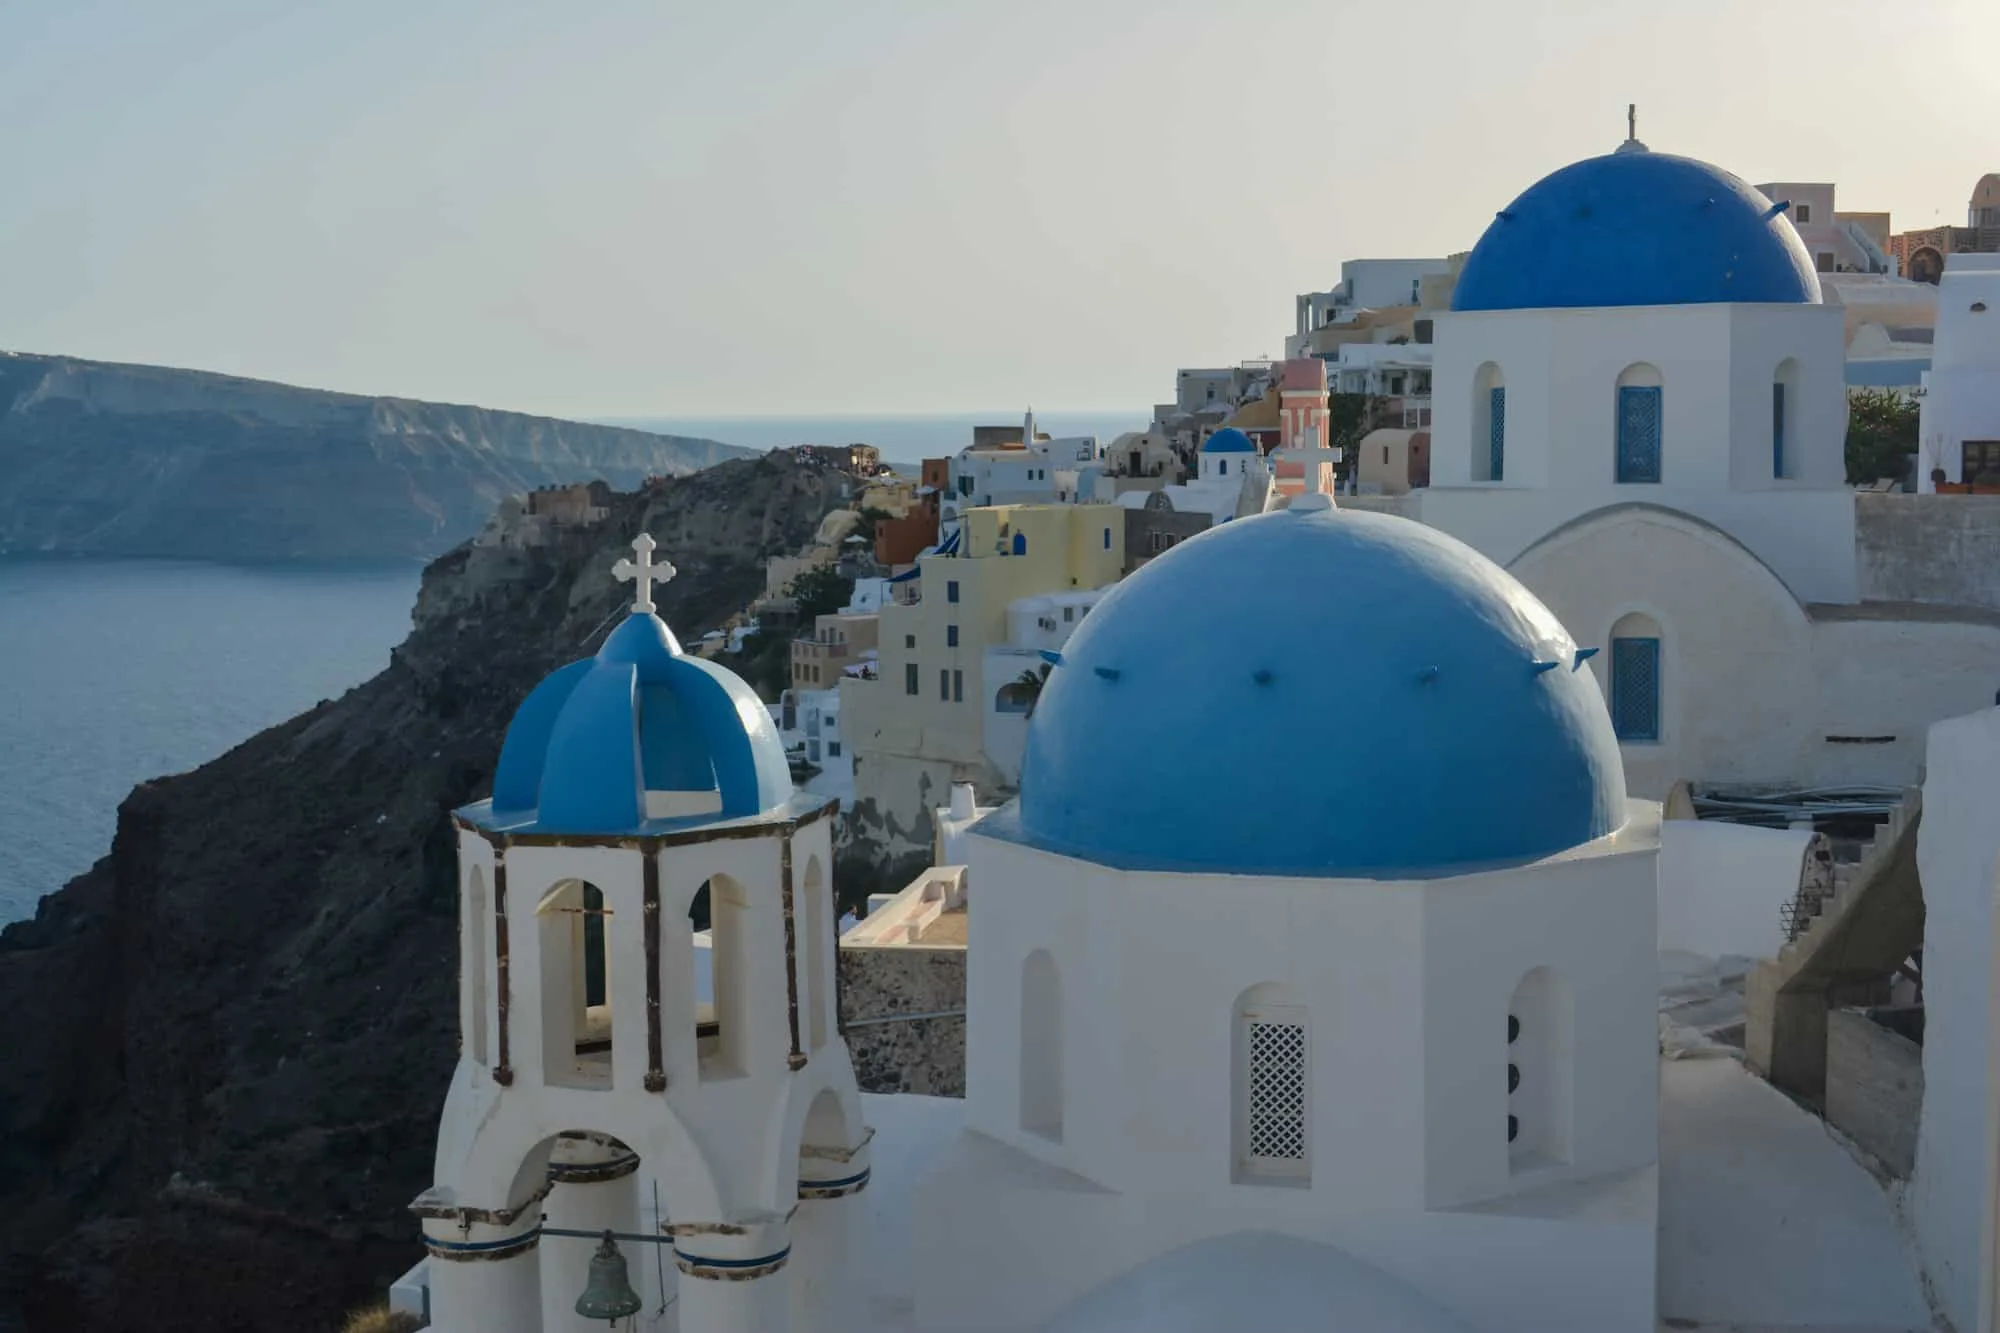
<box><xmin>1451</xmin><ymin>146</ymin><xmax>1822</xmax><ymax>312</ymax></box>
<box><xmin>1015</xmin><ymin>504</ymin><xmax>1626</xmax><ymax>878</ymax></box>
<box><xmin>475</xmin><ymin>609</ymin><xmax>793</xmax><ymax>835</ymax></box>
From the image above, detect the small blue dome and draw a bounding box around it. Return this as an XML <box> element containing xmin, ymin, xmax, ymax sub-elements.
<box><xmin>1016</xmin><ymin>506</ymin><xmax>1625</xmax><ymax>877</ymax></box>
<box><xmin>1200</xmin><ymin>428</ymin><xmax>1257</xmax><ymax>454</ymax></box>
<box><xmin>482</xmin><ymin>610</ymin><xmax>792</xmax><ymax>834</ymax></box>
<box><xmin>1452</xmin><ymin>146</ymin><xmax>1822</xmax><ymax>312</ymax></box>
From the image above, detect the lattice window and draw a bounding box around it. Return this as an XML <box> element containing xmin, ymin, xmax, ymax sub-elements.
<box><xmin>1489</xmin><ymin>386</ymin><xmax>1506</xmax><ymax>481</ymax></box>
<box><xmin>1245</xmin><ymin>1014</ymin><xmax>1309</xmax><ymax>1169</ymax></box>
<box><xmin>1617</xmin><ymin>385</ymin><xmax>1662</xmax><ymax>483</ymax></box>
<box><xmin>1611</xmin><ymin>637</ymin><xmax>1661</xmax><ymax>742</ymax></box>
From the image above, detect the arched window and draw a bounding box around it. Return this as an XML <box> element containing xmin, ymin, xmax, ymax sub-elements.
<box><xmin>1773</xmin><ymin>358</ymin><xmax>1802</xmax><ymax>479</ymax></box>
<box><xmin>1012</xmin><ymin>531</ymin><xmax>1028</xmax><ymax>556</ymax></box>
<box><xmin>465</xmin><ymin>867</ymin><xmax>489</xmax><ymax>1066</ymax></box>
<box><xmin>1615</xmin><ymin>364</ymin><xmax>1663</xmax><ymax>484</ymax></box>
<box><xmin>1020</xmin><ymin>950</ymin><xmax>1063</xmax><ymax>1140</ymax></box>
<box><xmin>691</xmin><ymin>877</ymin><xmax>749</xmax><ymax>1078</ymax></box>
<box><xmin>1218</xmin><ymin>458</ymin><xmax>1229</xmax><ymax>476</ymax></box>
<box><xmin>536</xmin><ymin>878</ymin><xmax>613</xmax><ymax>1090</ymax></box>
<box><xmin>803</xmin><ymin>856</ymin><xmax>829</xmax><ymax>1053</ymax></box>
<box><xmin>995</xmin><ymin>681</ymin><xmax>1036</xmax><ymax>714</ymax></box>
<box><xmin>1472</xmin><ymin>362</ymin><xmax>1505</xmax><ymax>482</ymax></box>
<box><xmin>1508</xmin><ymin>968</ymin><xmax>1574</xmax><ymax>1169</ymax></box>
<box><xmin>1233</xmin><ymin>983</ymin><xmax>1309</xmax><ymax>1184</ymax></box>
<box><xmin>1609</xmin><ymin>612</ymin><xmax>1662</xmax><ymax>743</ymax></box>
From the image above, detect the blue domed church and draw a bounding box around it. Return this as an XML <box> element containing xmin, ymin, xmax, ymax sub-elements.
<box><xmin>902</xmin><ymin>497</ymin><xmax>1664</xmax><ymax>1333</ymax></box>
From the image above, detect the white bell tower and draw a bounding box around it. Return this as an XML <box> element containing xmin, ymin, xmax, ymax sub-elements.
<box><xmin>411</xmin><ymin>536</ymin><xmax>871</xmax><ymax>1333</ymax></box>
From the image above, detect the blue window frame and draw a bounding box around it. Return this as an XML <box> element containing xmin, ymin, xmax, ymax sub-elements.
<box><xmin>947</xmin><ymin>580</ymin><xmax>960</xmax><ymax>604</ymax></box>
<box><xmin>1617</xmin><ymin>386</ymin><xmax>1662</xmax><ymax>483</ymax></box>
<box><xmin>1772</xmin><ymin>383</ymin><xmax>1786</xmax><ymax>478</ymax></box>
<box><xmin>947</xmin><ymin>624</ymin><xmax>958</xmax><ymax>647</ymax></box>
<box><xmin>1489</xmin><ymin>386</ymin><xmax>1506</xmax><ymax>481</ymax></box>
<box><xmin>1610</xmin><ymin>637</ymin><xmax>1661</xmax><ymax>742</ymax></box>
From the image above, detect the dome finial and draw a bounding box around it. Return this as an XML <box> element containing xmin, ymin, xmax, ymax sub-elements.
<box><xmin>1615</xmin><ymin>103</ymin><xmax>1649</xmax><ymax>155</ymax></box>
<box><xmin>611</xmin><ymin>532</ymin><xmax>674</xmax><ymax>614</ymax></box>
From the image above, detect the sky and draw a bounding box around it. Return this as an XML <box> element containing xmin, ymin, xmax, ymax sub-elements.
<box><xmin>1</xmin><ymin>0</ymin><xmax>1995</xmax><ymax>420</ymax></box>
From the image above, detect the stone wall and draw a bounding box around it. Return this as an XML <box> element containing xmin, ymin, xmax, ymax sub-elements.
<box><xmin>1857</xmin><ymin>492</ymin><xmax>2000</xmax><ymax>608</ymax></box>
<box><xmin>1825</xmin><ymin>1007</ymin><xmax>1924</xmax><ymax>1177</ymax></box>
<box><xmin>837</xmin><ymin>945</ymin><xmax>967</xmax><ymax>1096</ymax></box>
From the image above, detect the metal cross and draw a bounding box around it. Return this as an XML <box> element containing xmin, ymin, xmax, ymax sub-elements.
<box><xmin>612</xmin><ymin>533</ymin><xmax>674</xmax><ymax>614</ymax></box>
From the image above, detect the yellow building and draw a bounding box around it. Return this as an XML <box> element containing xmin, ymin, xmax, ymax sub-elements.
<box><xmin>841</xmin><ymin>504</ymin><xmax>1125</xmax><ymax>864</ymax></box>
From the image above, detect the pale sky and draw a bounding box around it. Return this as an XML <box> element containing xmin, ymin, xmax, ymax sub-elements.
<box><xmin>1</xmin><ymin>0</ymin><xmax>1994</xmax><ymax>419</ymax></box>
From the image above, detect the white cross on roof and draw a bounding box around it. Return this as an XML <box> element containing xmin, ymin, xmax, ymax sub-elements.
<box><xmin>612</xmin><ymin>533</ymin><xmax>675</xmax><ymax>614</ymax></box>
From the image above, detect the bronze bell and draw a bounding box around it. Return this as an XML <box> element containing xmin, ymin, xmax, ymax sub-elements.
<box><xmin>575</xmin><ymin>1231</ymin><xmax>644</xmax><ymax>1324</ymax></box>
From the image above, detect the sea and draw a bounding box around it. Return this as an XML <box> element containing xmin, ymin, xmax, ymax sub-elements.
<box><xmin>0</xmin><ymin>412</ymin><xmax>1148</xmax><ymax>926</ymax></box>
<box><xmin>0</xmin><ymin>558</ymin><xmax>422</xmax><ymax>924</ymax></box>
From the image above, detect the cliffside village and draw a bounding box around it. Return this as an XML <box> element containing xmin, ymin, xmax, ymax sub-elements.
<box><xmin>399</xmin><ymin>149</ymin><xmax>2000</xmax><ymax>1332</ymax></box>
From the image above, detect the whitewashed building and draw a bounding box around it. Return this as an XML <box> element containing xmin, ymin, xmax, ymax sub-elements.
<box><xmin>1915</xmin><ymin>255</ymin><xmax>2000</xmax><ymax>490</ymax></box>
<box><xmin>1403</xmin><ymin>133</ymin><xmax>2000</xmax><ymax>799</ymax></box>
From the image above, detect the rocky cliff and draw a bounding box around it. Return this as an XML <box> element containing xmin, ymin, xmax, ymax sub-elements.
<box><xmin>0</xmin><ymin>452</ymin><xmax>861</xmax><ymax>1333</ymax></box>
<box><xmin>0</xmin><ymin>352</ymin><xmax>753</xmax><ymax>563</ymax></box>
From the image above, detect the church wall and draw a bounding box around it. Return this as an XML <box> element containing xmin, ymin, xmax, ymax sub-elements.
<box><xmin>1427</xmin><ymin>303</ymin><xmax>1858</xmax><ymax>603</ymax></box>
<box><xmin>1507</xmin><ymin>508</ymin><xmax>1818</xmax><ymax>798</ymax></box>
<box><xmin>1910</xmin><ymin>705</ymin><xmax>2000</xmax><ymax>1333</ymax></box>
<box><xmin>960</xmin><ymin>832</ymin><xmax>1433</xmax><ymax>1208</ymax></box>
<box><xmin>1419</xmin><ymin>837</ymin><xmax>1659</xmax><ymax>1210</ymax></box>
<box><xmin>909</xmin><ymin>1123</ymin><xmax>1658</xmax><ymax>1333</ymax></box>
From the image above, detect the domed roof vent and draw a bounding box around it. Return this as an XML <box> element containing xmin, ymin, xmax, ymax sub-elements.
<box><xmin>1016</xmin><ymin>507</ymin><xmax>1626</xmax><ymax>877</ymax></box>
<box><xmin>481</xmin><ymin>535</ymin><xmax>792</xmax><ymax>835</ymax></box>
<box><xmin>1452</xmin><ymin>129</ymin><xmax>1822</xmax><ymax>313</ymax></box>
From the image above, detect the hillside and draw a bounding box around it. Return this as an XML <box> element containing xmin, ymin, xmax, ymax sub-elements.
<box><xmin>0</xmin><ymin>352</ymin><xmax>754</xmax><ymax>562</ymax></box>
<box><xmin>0</xmin><ymin>452</ymin><xmax>861</xmax><ymax>1332</ymax></box>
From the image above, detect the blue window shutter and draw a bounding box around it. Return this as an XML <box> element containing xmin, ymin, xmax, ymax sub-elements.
<box><xmin>1012</xmin><ymin>531</ymin><xmax>1027</xmax><ymax>556</ymax></box>
<box><xmin>1772</xmin><ymin>383</ymin><xmax>1786</xmax><ymax>478</ymax></box>
<box><xmin>1489</xmin><ymin>386</ymin><xmax>1506</xmax><ymax>481</ymax></box>
<box><xmin>947</xmin><ymin>580</ymin><xmax>960</xmax><ymax>603</ymax></box>
<box><xmin>947</xmin><ymin>624</ymin><xmax>958</xmax><ymax>647</ymax></box>
<box><xmin>1611</xmin><ymin>637</ymin><xmax>1661</xmax><ymax>742</ymax></box>
<box><xmin>1617</xmin><ymin>386</ymin><xmax>1662</xmax><ymax>483</ymax></box>
<box><xmin>1103</xmin><ymin>527</ymin><xmax>1111</xmax><ymax>549</ymax></box>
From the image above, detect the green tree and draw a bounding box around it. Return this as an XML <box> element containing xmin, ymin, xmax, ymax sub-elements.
<box><xmin>1013</xmin><ymin>663</ymin><xmax>1051</xmax><ymax>717</ymax></box>
<box><xmin>786</xmin><ymin>563</ymin><xmax>855</xmax><ymax>619</ymax></box>
<box><xmin>1845</xmin><ymin>388</ymin><xmax>1919</xmax><ymax>486</ymax></box>
<box><xmin>1327</xmin><ymin>392</ymin><xmax>1386</xmax><ymax>484</ymax></box>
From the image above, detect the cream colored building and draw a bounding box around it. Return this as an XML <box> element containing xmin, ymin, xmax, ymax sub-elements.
<box><xmin>840</xmin><ymin>504</ymin><xmax>1125</xmax><ymax>869</ymax></box>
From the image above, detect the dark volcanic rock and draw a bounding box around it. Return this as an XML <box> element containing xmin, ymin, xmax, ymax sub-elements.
<box><xmin>0</xmin><ymin>351</ymin><xmax>755</xmax><ymax>562</ymax></box>
<box><xmin>0</xmin><ymin>452</ymin><xmax>860</xmax><ymax>1333</ymax></box>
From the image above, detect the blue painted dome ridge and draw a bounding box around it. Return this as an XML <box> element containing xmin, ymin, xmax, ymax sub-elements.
<box><xmin>1016</xmin><ymin>507</ymin><xmax>1626</xmax><ymax>878</ymax></box>
<box><xmin>483</xmin><ymin>606</ymin><xmax>792</xmax><ymax>834</ymax></box>
<box><xmin>1201</xmin><ymin>427</ymin><xmax>1257</xmax><ymax>454</ymax></box>
<box><xmin>1451</xmin><ymin>148</ymin><xmax>1822</xmax><ymax>312</ymax></box>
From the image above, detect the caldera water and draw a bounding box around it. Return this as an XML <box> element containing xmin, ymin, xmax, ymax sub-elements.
<box><xmin>0</xmin><ymin>558</ymin><xmax>421</xmax><ymax>924</ymax></box>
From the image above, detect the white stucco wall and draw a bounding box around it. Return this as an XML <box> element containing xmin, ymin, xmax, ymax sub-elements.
<box><xmin>926</xmin><ymin>811</ymin><xmax>1660</xmax><ymax>1332</ymax></box>
<box><xmin>1657</xmin><ymin>818</ymin><xmax>1809</xmax><ymax>960</ymax></box>
<box><xmin>1911</xmin><ymin>706</ymin><xmax>2000</xmax><ymax>1333</ymax></box>
<box><xmin>1425</xmin><ymin>302</ymin><xmax>1856</xmax><ymax>603</ymax></box>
